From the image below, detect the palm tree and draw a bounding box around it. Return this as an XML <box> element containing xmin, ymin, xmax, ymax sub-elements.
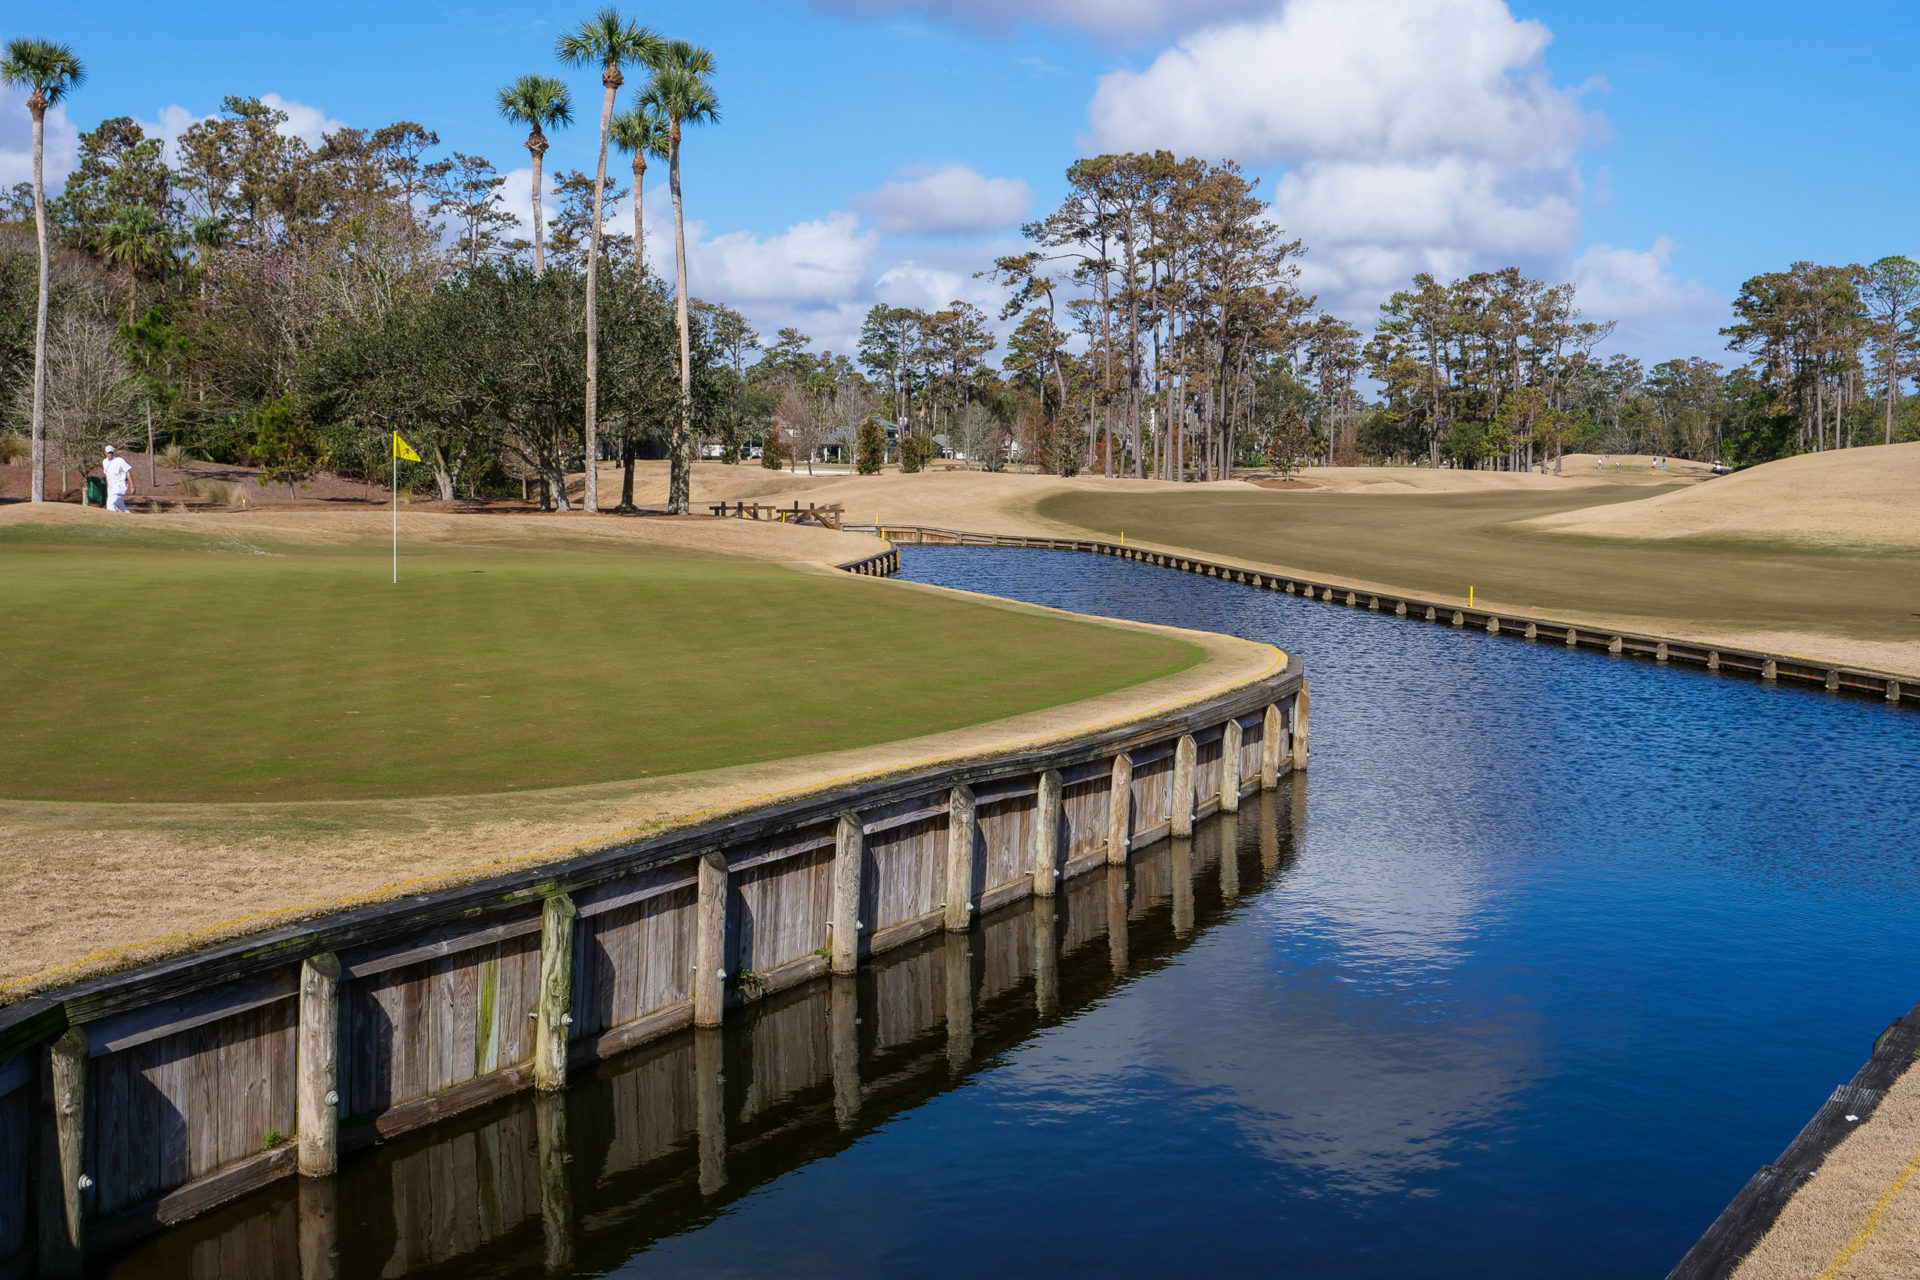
<box><xmin>99</xmin><ymin>204</ymin><xmax>171</xmax><ymax>323</ymax></box>
<box><xmin>496</xmin><ymin>74</ymin><xmax>572</xmax><ymax>278</ymax></box>
<box><xmin>557</xmin><ymin>8</ymin><xmax>662</xmax><ymax>514</ymax></box>
<box><xmin>609</xmin><ymin>103</ymin><xmax>669</xmax><ymax>276</ymax></box>
<box><xmin>1</xmin><ymin>37</ymin><xmax>85</xmax><ymax>504</ymax></box>
<box><xmin>639</xmin><ymin>41</ymin><xmax>719</xmax><ymax>516</ymax></box>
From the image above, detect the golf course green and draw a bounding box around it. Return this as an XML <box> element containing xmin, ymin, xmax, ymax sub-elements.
<box><xmin>0</xmin><ymin>520</ymin><xmax>1200</xmax><ymax>803</ymax></box>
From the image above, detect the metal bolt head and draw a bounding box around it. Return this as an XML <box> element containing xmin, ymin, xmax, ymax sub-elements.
<box><xmin>324</xmin><ymin>1090</ymin><xmax>340</xmax><ymax>1107</ymax></box>
<box><xmin>77</xmin><ymin>1174</ymin><xmax>94</xmax><ymax>1190</ymax></box>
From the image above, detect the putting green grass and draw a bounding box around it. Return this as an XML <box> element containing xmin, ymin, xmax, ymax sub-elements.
<box><xmin>1040</xmin><ymin>487</ymin><xmax>1920</xmax><ymax>646</ymax></box>
<box><xmin>0</xmin><ymin>522</ymin><xmax>1200</xmax><ymax>803</ymax></box>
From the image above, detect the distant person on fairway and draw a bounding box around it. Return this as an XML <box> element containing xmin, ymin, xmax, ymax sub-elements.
<box><xmin>102</xmin><ymin>446</ymin><xmax>132</xmax><ymax>513</ymax></box>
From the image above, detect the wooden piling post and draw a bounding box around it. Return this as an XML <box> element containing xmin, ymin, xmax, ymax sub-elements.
<box><xmin>944</xmin><ymin>933</ymin><xmax>974</xmax><ymax>1074</ymax></box>
<box><xmin>1171</xmin><ymin>839</ymin><xmax>1194</xmax><ymax>937</ymax></box>
<box><xmin>1524</xmin><ymin>622</ymin><xmax>1538</xmax><ymax>639</ymax></box>
<box><xmin>831</xmin><ymin>812</ymin><xmax>864</xmax><ymax>974</ymax></box>
<box><xmin>1889</xmin><ymin>679</ymin><xmax>1902</xmax><ymax>705</ymax></box>
<box><xmin>533</xmin><ymin>893</ymin><xmax>576</xmax><ymax>1093</ymax></box>
<box><xmin>1763</xmin><ymin>659</ymin><xmax>1778</xmax><ymax>681</ymax></box>
<box><xmin>1170</xmin><ymin>735</ymin><xmax>1197</xmax><ymax>838</ymax></box>
<box><xmin>694</xmin><ymin>851</ymin><xmax>729</xmax><ymax>1027</ymax></box>
<box><xmin>1032</xmin><ymin>769</ymin><xmax>1063</xmax><ymax>897</ymax></box>
<box><xmin>1261</xmin><ymin>705</ymin><xmax>1283</xmax><ymax>788</ymax></box>
<box><xmin>945</xmin><ymin>784</ymin><xmax>977</xmax><ymax>932</ymax></box>
<box><xmin>296</xmin><ymin>953</ymin><xmax>341</xmax><ymax>1177</ymax></box>
<box><xmin>297</xmin><ymin>1177</ymin><xmax>340</xmax><ymax>1280</ymax></box>
<box><xmin>1218</xmin><ymin>811</ymin><xmax>1241</xmax><ymax>901</ymax></box>
<box><xmin>1033</xmin><ymin>901</ymin><xmax>1059</xmax><ymax>1021</ymax></box>
<box><xmin>38</xmin><ymin>1027</ymin><xmax>87</xmax><ymax>1278</ymax></box>
<box><xmin>1105</xmin><ymin>864</ymin><xmax>1130</xmax><ymax>978</ymax></box>
<box><xmin>1395</xmin><ymin>600</ymin><xmax>1407</xmax><ymax>616</ymax></box>
<box><xmin>1609</xmin><ymin>635</ymin><xmax>1624</xmax><ymax>655</ymax></box>
<box><xmin>535</xmin><ymin>1092</ymin><xmax>575</xmax><ymax>1271</ymax></box>
<box><xmin>1566</xmin><ymin>627</ymin><xmax>1579</xmax><ymax>647</ymax></box>
<box><xmin>693</xmin><ymin>1027</ymin><xmax>728</xmax><ymax>1194</ymax></box>
<box><xmin>1656</xmin><ymin>642</ymin><xmax>1669</xmax><ymax>663</ymax></box>
<box><xmin>830</xmin><ymin>976</ymin><xmax>860</xmax><ymax>1131</ymax></box>
<box><xmin>1106</xmin><ymin>754</ymin><xmax>1133</xmax><ymax>864</ymax></box>
<box><xmin>1487</xmin><ymin>616</ymin><xmax>1500</xmax><ymax>634</ymax></box>
<box><xmin>1826</xmin><ymin>669</ymin><xmax>1841</xmax><ymax>691</ymax></box>
<box><xmin>1708</xmin><ymin>650</ymin><xmax>1720</xmax><ymax>670</ymax></box>
<box><xmin>1291</xmin><ymin>683</ymin><xmax>1311</xmax><ymax>769</ymax></box>
<box><xmin>1259</xmin><ymin>790</ymin><xmax>1280</xmax><ymax>874</ymax></box>
<box><xmin>1220</xmin><ymin>720</ymin><xmax>1243</xmax><ymax>813</ymax></box>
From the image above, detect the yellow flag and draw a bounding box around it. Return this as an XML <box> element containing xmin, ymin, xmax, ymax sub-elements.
<box><xmin>392</xmin><ymin>431</ymin><xmax>421</xmax><ymax>462</ymax></box>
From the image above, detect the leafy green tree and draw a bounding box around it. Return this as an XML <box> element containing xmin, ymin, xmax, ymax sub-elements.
<box><xmin>898</xmin><ymin>427</ymin><xmax>937</xmax><ymax>473</ymax></box>
<box><xmin>428</xmin><ymin>152</ymin><xmax>514</xmax><ymax>272</ymax></box>
<box><xmin>52</xmin><ymin>117</ymin><xmax>176</xmax><ymax>254</ymax></box>
<box><xmin>1859</xmin><ymin>256</ymin><xmax>1920</xmax><ymax>445</ymax></box>
<box><xmin>1</xmin><ymin>35</ymin><xmax>86</xmax><ymax>502</ymax></box>
<box><xmin>496</xmin><ymin>74</ymin><xmax>572</xmax><ymax>278</ymax></box>
<box><xmin>251</xmin><ymin>396</ymin><xmax>321</xmax><ymax>498</ymax></box>
<box><xmin>557</xmin><ymin>7</ymin><xmax>662</xmax><ymax>513</ymax></box>
<box><xmin>638</xmin><ymin>39</ymin><xmax>720</xmax><ymax>515</ymax></box>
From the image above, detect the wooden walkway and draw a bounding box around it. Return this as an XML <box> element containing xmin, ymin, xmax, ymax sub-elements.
<box><xmin>845</xmin><ymin>523</ymin><xmax>1920</xmax><ymax>706</ymax></box>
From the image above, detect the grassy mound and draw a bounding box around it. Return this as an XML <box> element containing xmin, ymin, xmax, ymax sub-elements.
<box><xmin>1</xmin><ymin>522</ymin><xmax>1199</xmax><ymax>802</ymax></box>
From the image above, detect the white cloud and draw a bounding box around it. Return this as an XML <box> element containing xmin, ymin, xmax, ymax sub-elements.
<box><xmin>1572</xmin><ymin>237</ymin><xmax>1724</xmax><ymax>359</ymax></box>
<box><xmin>809</xmin><ymin>0</ymin><xmax>1269</xmax><ymax>42</ymax></box>
<box><xmin>1078</xmin><ymin>0</ymin><xmax>1700</xmax><ymax>349</ymax></box>
<box><xmin>1087</xmin><ymin>0</ymin><xmax>1592</xmax><ymax>167</ymax></box>
<box><xmin>656</xmin><ymin>208</ymin><xmax>877</xmax><ymax>309</ymax></box>
<box><xmin>133</xmin><ymin>104</ymin><xmax>215</xmax><ymax>166</ymax></box>
<box><xmin>851</xmin><ymin>164</ymin><xmax>1032</xmax><ymax>236</ymax></box>
<box><xmin>0</xmin><ymin>88</ymin><xmax>79</xmax><ymax>191</ymax></box>
<box><xmin>259</xmin><ymin>93</ymin><xmax>346</xmax><ymax>148</ymax></box>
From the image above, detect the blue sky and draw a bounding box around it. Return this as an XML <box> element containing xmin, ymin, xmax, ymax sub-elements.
<box><xmin>7</xmin><ymin>0</ymin><xmax>1918</xmax><ymax>365</ymax></box>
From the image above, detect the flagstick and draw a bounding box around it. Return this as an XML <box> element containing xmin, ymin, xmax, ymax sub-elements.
<box><xmin>393</xmin><ymin>445</ymin><xmax>399</xmax><ymax>585</ymax></box>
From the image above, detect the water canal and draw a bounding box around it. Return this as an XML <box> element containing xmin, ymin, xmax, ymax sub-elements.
<box><xmin>102</xmin><ymin>548</ymin><xmax>1920</xmax><ymax>1278</ymax></box>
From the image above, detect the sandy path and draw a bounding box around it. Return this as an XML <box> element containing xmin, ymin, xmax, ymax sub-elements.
<box><xmin>0</xmin><ymin>501</ymin><xmax>892</xmax><ymax>563</ymax></box>
<box><xmin>1732</xmin><ymin>1066</ymin><xmax>1920</xmax><ymax>1279</ymax></box>
<box><xmin>0</xmin><ymin>573</ymin><xmax>1284</xmax><ymax>1001</ymax></box>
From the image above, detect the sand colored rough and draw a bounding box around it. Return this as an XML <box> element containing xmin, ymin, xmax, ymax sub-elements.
<box><xmin>0</xmin><ymin>569</ymin><xmax>1281</xmax><ymax>1000</ymax></box>
<box><xmin>1732</xmin><ymin>1063</ymin><xmax>1920</xmax><ymax>1280</ymax></box>
<box><xmin>1525</xmin><ymin>444</ymin><xmax>1920</xmax><ymax>548</ymax></box>
<box><xmin>0</xmin><ymin>499</ymin><xmax>892</xmax><ymax>563</ymax></box>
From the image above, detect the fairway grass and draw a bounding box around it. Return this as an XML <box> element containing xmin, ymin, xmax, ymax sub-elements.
<box><xmin>1038</xmin><ymin>487</ymin><xmax>1920</xmax><ymax>663</ymax></box>
<box><xmin>1</xmin><ymin>520</ymin><xmax>1200</xmax><ymax>803</ymax></box>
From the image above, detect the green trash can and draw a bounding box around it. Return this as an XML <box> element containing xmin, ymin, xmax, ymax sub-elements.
<box><xmin>84</xmin><ymin>475</ymin><xmax>107</xmax><ymax>507</ymax></box>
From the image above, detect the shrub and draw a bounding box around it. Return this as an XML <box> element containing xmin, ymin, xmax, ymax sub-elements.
<box><xmin>898</xmin><ymin>428</ymin><xmax>938</xmax><ymax>474</ymax></box>
<box><xmin>0</xmin><ymin>431</ymin><xmax>27</xmax><ymax>466</ymax></box>
<box><xmin>856</xmin><ymin>415</ymin><xmax>887</xmax><ymax>475</ymax></box>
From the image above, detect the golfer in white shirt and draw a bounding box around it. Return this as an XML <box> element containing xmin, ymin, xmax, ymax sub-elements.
<box><xmin>102</xmin><ymin>445</ymin><xmax>132</xmax><ymax>513</ymax></box>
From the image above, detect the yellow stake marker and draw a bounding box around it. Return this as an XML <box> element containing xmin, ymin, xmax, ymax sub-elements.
<box><xmin>1121</xmin><ymin>531</ymin><xmax>1126</xmax><ymax>545</ymax></box>
<box><xmin>1469</xmin><ymin>585</ymin><xmax>1475</xmax><ymax>607</ymax></box>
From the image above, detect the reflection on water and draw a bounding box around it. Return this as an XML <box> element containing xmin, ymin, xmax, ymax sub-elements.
<box><xmin>100</xmin><ymin>790</ymin><xmax>1303</xmax><ymax>1280</ymax></box>
<box><xmin>99</xmin><ymin>548</ymin><xmax>1920</xmax><ymax>1279</ymax></box>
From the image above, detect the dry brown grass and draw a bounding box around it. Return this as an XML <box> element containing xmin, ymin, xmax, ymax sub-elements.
<box><xmin>1526</xmin><ymin>443</ymin><xmax>1920</xmax><ymax>548</ymax></box>
<box><xmin>1733</xmin><ymin>1065</ymin><xmax>1920</xmax><ymax>1279</ymax></box>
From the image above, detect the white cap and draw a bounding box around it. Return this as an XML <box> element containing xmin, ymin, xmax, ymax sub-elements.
<box><xmin>104</xmin><ymin>445</ymin><xmax>115</xmax><ymax>453</ymax></box>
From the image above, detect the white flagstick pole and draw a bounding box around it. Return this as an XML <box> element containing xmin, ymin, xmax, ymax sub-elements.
<box><xmin>392</xmin><ymin>438</ymin><xmax>399</xmax><ymax>585</ymax></box>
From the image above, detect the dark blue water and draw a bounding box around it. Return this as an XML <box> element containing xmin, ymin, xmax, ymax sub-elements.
<box><xmin>873</xmin><ymin>548</ymin><xmax>1920</xmax><ymax>1276</ymax></box>
<box><xmin>102</xmin><ymin>548</ymin><xmax>1920</xmax><ymax>1279</ymax></box>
